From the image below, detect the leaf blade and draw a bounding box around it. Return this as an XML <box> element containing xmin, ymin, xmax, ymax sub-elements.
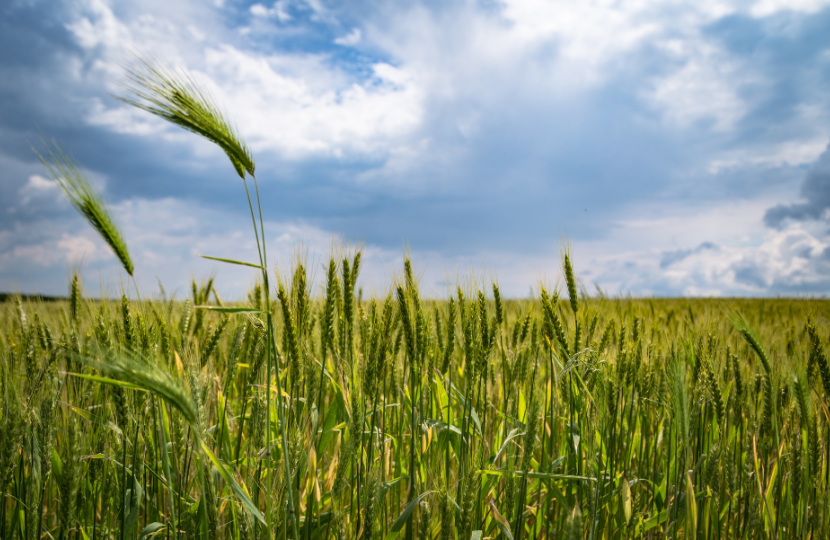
<box><xmin>198</xmin><ymin>255</ymin><xmax>264</xmax><ymax>269</ymax></box>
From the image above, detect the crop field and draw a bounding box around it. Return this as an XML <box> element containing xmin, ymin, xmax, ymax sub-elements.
<box><xmin>1</xmin><ymin>274</ymin><xmax>829</xmax><ymax>540</ymax></box>
<box><xmin>3</xmin><ymin>59</ymin><xmax>829</xmax><ymax>540</ymax></box>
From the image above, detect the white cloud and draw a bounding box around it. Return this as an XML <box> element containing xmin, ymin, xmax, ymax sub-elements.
<box><xmin>113</xmin><ymin>198</ymin><xmax>363</xmax><ymax>296</ymax></box>
<box><xmin>26</xmin><ymin>175</ymin><xmax>56</xmax><ymax>191</ymax></box>
<box><xmin>498</xmin><ymin>0</ymin><xmax>664</xmax><ymax>67</ymax></box>
<box><xmin>250</xmin><ymin>1</ymin><xmax>292</xmax><ymax>22</ymax></box>
<box><xmin>65</xmin><ymin>0</ymin><xmax>218</xmax><ymax>72</ymax></box>
<box><xmin>495</xmin><ymin>0</ymin><xmax>827</xmax><ymax>133</ymax></box>
<box><xmin>648</xmin><ymin>42</ymin><xmax>751</xmax><ymax>131</ymax></box>
<box><xmin>103</xmin><ymin>198</ymin><xmax>510</xmax><ymax>299</ymax></box>
<box><xmin>0</xmin><ymin>226</ymin><xmax>110</xmax><ymax>270</ymax></box>
<box><xmin>497</xmin><ymin>0</ymin><xmax>830</xmax><ymax>64</ymax></box>
<box><xmin>3</xmin><ymin>189</ymin><xmax>828</xmax><ymax>297</ymax></box>
<box><xmin>708</xmin><ymin>138</ymin><xmax>830</xmax><ymax>172</ymax></box>
<box><xmin>69</xmin><ymin>0</ymin><xmax>424</xmax><ymax>160</ymax></box>
<box><xmin>65</xmin><ymin>0</ymin><xmax>132</xmax><ymax>50</ymax></box>
<box><xmin>86</xmin><ymin>97</ymin><xmax>168</xmax><ymax>136</ymax></box>
<box><xmin>200</xmin><ymin>46</ymin><xmax>424</xmax><ymax>158</ymax></box>
<box><xmin>0</xmin><ymin>191</ymin><xmax>568</xmax><ymax>298</ymax></box>
<box><xmin>106</xmin><ymin>198</ymin><xmax>516</xmax><ymax>299</ymax></box>
<box><xmin>4</xmin><ymin>243</ymin><xmax>60</xmax><ymax>267</ymax></box>
<box><xmin>1</xmin><ymin>194</ymin><xmax>336</xmax><ymax>296</ymax></box>
<box><xmin>334</xmin><ymin>28</ymin><xmax>361</xmax><ymax>46</ymax></box>
<box><xmin>17</xmin><ymin>175</ymin><xmax>60</xmax><ymax>207</ymax></box>
<box><xmin>250</xmin><ymin>4</ymin><xmax>268</xmax><ymax>17</ymax></box>
<box><xmin>57</xmin><ymin>234</ymin><xmax>101</xmax><ymax>262</ymax></box>
<box><xmin>649</xmin><ymin>224</ymin><xmax>829</xmax><ymax>295</ymax></box>
<box><xmin>751</xmin><ymin>0</ymin><xmax>830</xmax><ymax>17</ymax></box>
<box><xmin>574</xmin><ymin>198</ymin><xmax>830</xmax><ymax>295</ymax></box>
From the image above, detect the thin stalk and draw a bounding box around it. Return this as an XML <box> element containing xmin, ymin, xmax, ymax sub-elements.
<box><xmin>155</xmin><ymin>398</ymin><xmax>177</xmax><ymax>540</ymax></box>
<box><xmin>266</xmin><ymin>316</ymin><xmax>300</xmax><ymax>540</ymax></box>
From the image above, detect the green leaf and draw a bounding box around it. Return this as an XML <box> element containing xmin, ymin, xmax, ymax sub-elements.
<box><xmin>67</xmin><ymin>372</ymin><xmax>143</xmax><ymax>391</ymax></box>
<box><xmin>200</xmin><ymin>440</ymin><xmax>266</xmax><ymax>524</ymax></box>
<box><xmin>450</xmin><ymin>385</ymin><xmax>482</xmax><ymax>436</ymax></box>
<box><xmin>423</xmin><ymin>418</ymin><xmax>462</xmax><ymax>436</ymax></box>
<box><xmin>195</xmin><ymin>306</ymin><xmax>265</xmax><ymax>314</ymax></box>
<box><xmin>636</xmin><ymin>509</ymin><xmax>668</xmax><ymax>536</ymax></box>
<box><xmin>493</xmin><ymin>427</ymin><xmax>523</xmax><ymax>463</ymax></box>
<box><xmin>390</xmin><ymin>491</ymin><xmax>434</xmax><ymax>533</ymax></box>
<box><xmin>487</xmin><ymin>495</ymin><xmax>514</xmax><ymax>540</ymax></box>
<box><xmin>480</xmin><ymin>470</ymin><xmax>597</xmax><ymax>482</ymax></box>
<box><xmin>124</xmin><ymin>478</ymin><xmax>144</xmax><ymax>536</ymax></box>
<box><xmin>470</xmin><ymin>532</ymin><xmax>483</xmax><ymax>540</ymax></box>
<box><xmin>138</xmin><ymin>523</ymin><xmax>166</xmax><ymax>540</ymax></box>
<box><xmin>376</xmin><ymin>476</ymin><xmax>410</xmax><ymax>507</ymax></box>
<box><xmin>198</xmin><ymin>255</ymin><xmax>264</xmax><ymax>269</ymax></box>
<box><xmin>685</xmin><ymin>471</ymin><xmax>697</xmax><ymax>539</ymax></box>
<box><xmin>51</xmin><ymin>447</ymin><xmax>62</xmax><ymax>480</ymax></box>
<box><xmin>622</xmin><ymin>475</ymin><xmax>632</xmax><ymax>524</ymax></box>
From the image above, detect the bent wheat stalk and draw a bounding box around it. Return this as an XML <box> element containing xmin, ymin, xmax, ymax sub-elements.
<box><xmin>36</xmin><ymin>142</ymin><xmax>133</xmax><ymax>276</ymax></box>
<box><xmin>119</xmin><ymin>57</ymin><xmax>299</xmax><ymax>540</ymax></box>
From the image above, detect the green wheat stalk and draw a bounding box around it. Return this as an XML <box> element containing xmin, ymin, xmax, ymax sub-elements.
<box><xmin>119</xmin><ymin>57</ymin><xmax>299</xmax><ymax>540</ymax></box>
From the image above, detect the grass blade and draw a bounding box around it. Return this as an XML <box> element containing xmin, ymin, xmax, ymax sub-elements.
<box><xmin>198</xmin><ymin>255</ymin><xmax>264</xmax><ymax>269</ymax></box>
<box><xmin>200</xmin><ymin>441</ymin><xmax>265</xmax><ymax>525</ymax></box>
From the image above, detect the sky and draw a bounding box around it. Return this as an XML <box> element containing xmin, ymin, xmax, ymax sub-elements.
<box><xmin>1</xmin><ymin>0</ymin><xmax>829</xmax><ymax>299</ymax></box>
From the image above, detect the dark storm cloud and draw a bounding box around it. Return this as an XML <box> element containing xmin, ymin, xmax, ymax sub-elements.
<box><xmin>765</xmin><ymin>143</ymin><xmax>830</xmax><ymax>227</ymax></box>
<box><xmin>706</xmin><ymin>10</ymin><xmax>830</xmax><ymax>124</ymax></box>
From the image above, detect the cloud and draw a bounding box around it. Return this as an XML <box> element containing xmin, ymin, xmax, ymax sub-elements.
<box><xmin>3</xmin><ymin>0</ymin><xmax>830</xmax><ymax>297</ymax></box>
<box><xmin>65</xmin><ymin>0</ymin><xmax>132</xmax><ymax>50</ymax></box>
<box><xmin>17</xmin><ymin>174</ymin><xmax>60</xmax><ymax>207</ymax></box>
<box><xmin>56</xmin><ymin>234</ymin><xmax>101</xmax><ymax>262</ymax></box>
<box><xmin>751</xmin><ymin>0</ymin><xmax>830</xmax><ymax>17</ymax></box>
<box><xmin>0</xmin><ymin>219</ymin><xmax>112</xmax><ymax>274</ymax></box>
<box><xmin>648</xmin><ymin>41</ymin><xmax>751</xmax><ymax>132</ymax></box>
<box><xmin>335</xmin><ymin>28</ymin><xmax>361</xmax><ymax>46</ymax></box>
<box><xmin>250</xmin><ymin>1</ymin><xmax>292</xmax><ymax>22</ymax></box>
<box><xmin>660</xmin><ymin>242</ymin><xmax>719</xmax><ymax>268</ymax></box>
<box><xmin>663</xmin><ymin>225</ymin><xmax>829</xmax><ymax>294</ymax></box>
<box><xmin>25</xmin><ymin>175</ymin><xmax>56</xmax><ymax>191</ymax></box>
<box><xmin>0</xmin><ymin>194</ymin><xmax>333</xmax><ymax>296</ymax></box>
<box><xmin>69</xmin><ymin>0</ymin><xmax>424</xmax><ymax>161</ymax></box>
<box><xmin>0</xmin><ymin>192</ymin><xmax>538</xmax><ymax>298</ymax></box>
<box><xmin>581</xmin><ymin>223</ymin><xmax>830</xmax><ymax>297</ymax></box>
<box><xmin>765</xmin><ymin>142</ymin><xmax>830</xmax><ymax>227</ymax></box>
<box><xmin>201</xmin><ymin>46</ymin><xmax>424</xmax><ymax>158</ymax></box>
<box><xmin>573</xmin><ymin>195</ymin><xmax>830</xmax><ymax>296</ymax></box>
<box><xmin>3</xmin><ymin>172</ymin><xmax>828</xmax><ymax>298</ymax></box>
<box><xmin>707</xmin><ymin>136</ymin><xmax>829</xmax><ymax>172</ymax></box>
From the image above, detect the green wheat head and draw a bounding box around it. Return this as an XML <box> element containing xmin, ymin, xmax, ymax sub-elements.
<box><xmin>87</xmin><ymin>349</ymin><xmax>198</xmax><ymax>426</ymax></box>
<box><xmin>729</xmin><ymin>310</ymin><xmax>772</xmax><ymax>374</ymax></box>
<box><xmin>36</xmin><ymin>142</ymin><xmax>134</xmax><ymax>276</ymax></box>
<box><xmin>119</xmin><ymin>58</ymin><xmax>255</xmax><ymax>179</ymax></box>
